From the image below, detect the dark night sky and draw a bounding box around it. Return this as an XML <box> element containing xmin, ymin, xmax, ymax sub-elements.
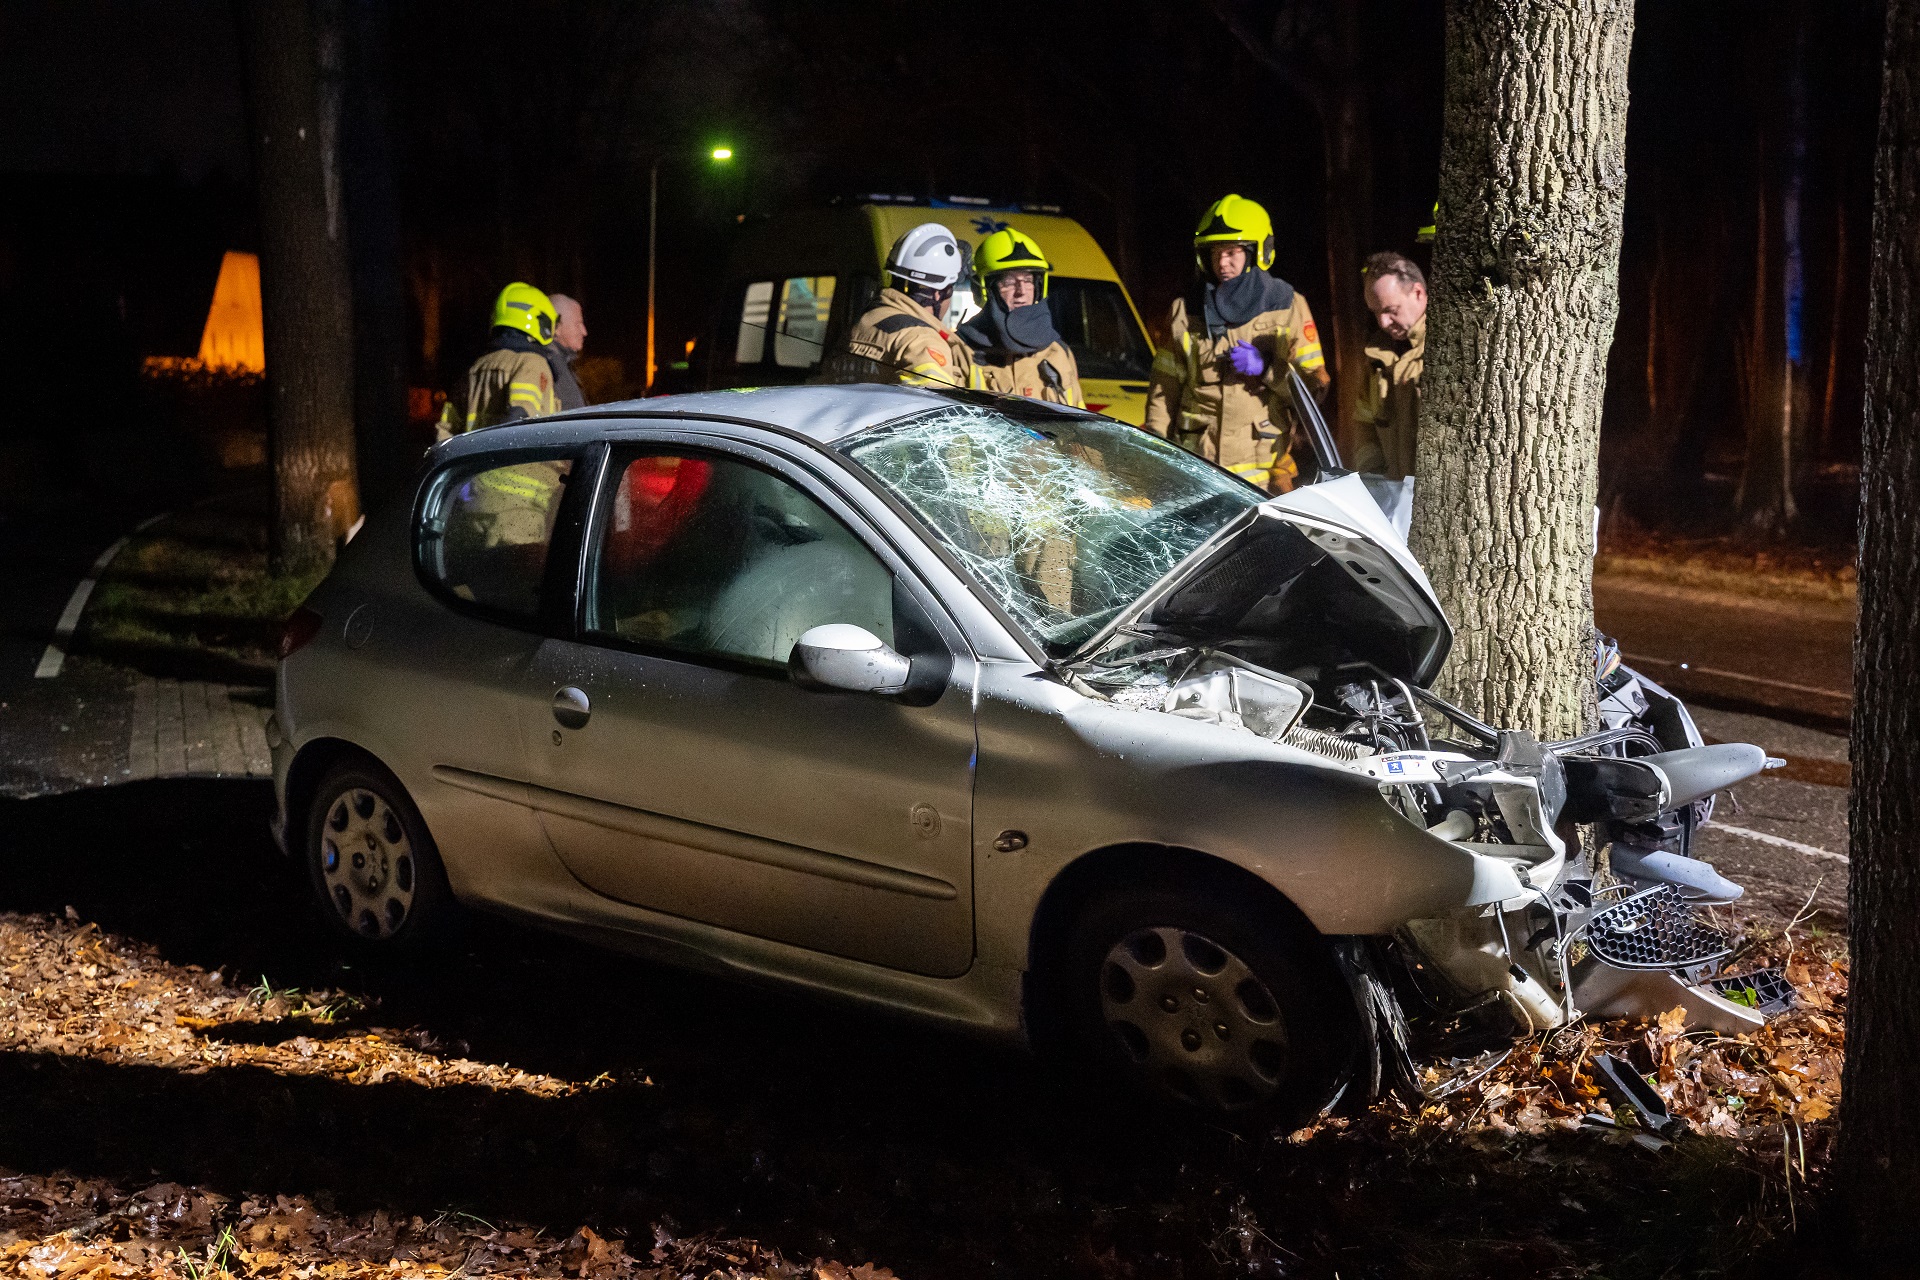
<box><xmin>0</xmin><ymin>2</ymin><xmax>247</xmax><ymax>179</ymax></box>
<box><xmin>0</xmin><ymin>0</ymin><xmax>1887</xmax><ymax>538</ymax></box>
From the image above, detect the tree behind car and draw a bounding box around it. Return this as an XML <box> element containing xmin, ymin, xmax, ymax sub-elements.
<box><xmin>1837</xmin><ymin>0</ymin><xmax>1920</xmax><ymax>1269</ymax></box>
<box><xmin>1409</xmin><ymin>0</ymin><xmax>1633</xmax><ymax>739</ymax></box>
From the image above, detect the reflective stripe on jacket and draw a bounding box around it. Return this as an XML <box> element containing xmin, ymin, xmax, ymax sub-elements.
<box><xmin>818</xmin><ymin>289</ymin><xmax>978</xmax><ymax>389</ymax></box>
<box><xmin>1141</xmin><ymin>292</ymin><xmax>1322</xmax><ymax>490</ymax></box>
<box><xmin>463</xmin><ymin>348</ymin><xmax>559</xmax><ymax>432</ymax></box>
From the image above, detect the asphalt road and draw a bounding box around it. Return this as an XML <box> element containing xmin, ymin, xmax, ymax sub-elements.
<box><xmin>1594</xmin><ymin>573</ymin><xmax>1854</xmax><ymax>727</ymax></box>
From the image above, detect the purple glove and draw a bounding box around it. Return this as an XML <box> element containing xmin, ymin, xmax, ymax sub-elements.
<box><xmin>1228</xmin><ymin>341</ymin><xmax>1266</xmax><ymax>378</ymax></box>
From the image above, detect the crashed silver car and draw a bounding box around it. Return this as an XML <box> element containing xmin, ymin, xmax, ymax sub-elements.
<box><xmin>271</xmin><ymin>383</ymin><xmax>1772</xmax><ymax>1117</ymax></box>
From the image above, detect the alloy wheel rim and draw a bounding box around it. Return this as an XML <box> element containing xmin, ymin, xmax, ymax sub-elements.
<box><xmin>1098</xmin><ymin>926</ymin><xmax>1289</xmax><ymax>1111</ymax></box>
<box><xmin>320</xmin><ymin>787</ymin><xmax>417</xmax><ymax>939</ymax></box>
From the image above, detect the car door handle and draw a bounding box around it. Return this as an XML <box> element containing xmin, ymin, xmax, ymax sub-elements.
<box><xmin>551</xmin><ymin>686</ymin><xmax>591</xmax><ymax>730</ymax></box>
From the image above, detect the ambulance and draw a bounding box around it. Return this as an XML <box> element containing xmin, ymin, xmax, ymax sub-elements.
<box><xmin>707</xmin><ymin>198</ymin><xmax>1157</xmax><ymax>424</ymax></box>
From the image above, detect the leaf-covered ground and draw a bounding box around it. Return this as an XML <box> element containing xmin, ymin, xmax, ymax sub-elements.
<box><xmin>0</xmin><ymin>778</ymin><xmax>1846</xmax><ymax>1278</ymax></box>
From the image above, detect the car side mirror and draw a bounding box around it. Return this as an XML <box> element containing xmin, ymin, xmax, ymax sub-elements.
<box><xmin>789</xmin><ymin>624</ymin><xmax>913</xmax><ymax>697</ymax></box>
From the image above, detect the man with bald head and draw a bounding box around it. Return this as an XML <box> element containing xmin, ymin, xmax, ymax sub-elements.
<box><xmin>548</xmin><ymin>293</ymin><xmax>589</xmax><ymax>410</ymax></box>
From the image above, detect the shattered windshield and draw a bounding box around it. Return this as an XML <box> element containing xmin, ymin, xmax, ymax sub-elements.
<box><xmin>840</xmin><ymin>404</ymin><xmax>1263</xmax><ymax>655</ymax></box>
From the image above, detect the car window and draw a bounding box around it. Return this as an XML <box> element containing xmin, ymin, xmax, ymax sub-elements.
<box><xmin>774</xmin><ymin>275</ymin><xmax>836</xmax><ymax>368</ymax></box>
<box><xmin>585</xmin><ymin>451</ymin><xmax>894</xmax><ymax>669</ymax></box>
<box><xmin>734</xmin><ymin>282</ymin><xmax>773</xmax><ymax>365</ymax></box>
<box><xmin>422</xmin><ymin>454</ymin><xmax>575</xmax><ymax>618</ymax></box>
<box><xmin>1048</xmin><ymin>278</ymin><xmax>1154</xmax><ymax>381</ymax></box>
<box><xmin>841</xmin><ymin>404</ymin><xmax>1262</xmax><ymax>655</ymax></box>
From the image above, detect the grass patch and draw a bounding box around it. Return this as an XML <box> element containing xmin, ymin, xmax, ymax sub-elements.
<box><xmin>78</xmin><ymin>495</ymin><xmax>325</xmax><ymax>684</ymax></box>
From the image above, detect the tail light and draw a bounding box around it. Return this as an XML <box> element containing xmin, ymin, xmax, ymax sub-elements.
<box><xmin>280</xmin><ymin>606</ymin><xmax>324</xmax><ymax>660</ymax></box>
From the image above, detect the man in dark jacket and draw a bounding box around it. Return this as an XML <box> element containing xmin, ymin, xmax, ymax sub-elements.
<box><xmin>549</xmin><ymin>293</ymin><xmax>589</xmax><ymax>410</ymax></box>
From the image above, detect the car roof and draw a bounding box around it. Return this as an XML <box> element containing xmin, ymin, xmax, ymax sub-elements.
<box><xmin>431</xmin><ymin>383</ymin><xmax>981</xmax><ymax>461</ymax></box>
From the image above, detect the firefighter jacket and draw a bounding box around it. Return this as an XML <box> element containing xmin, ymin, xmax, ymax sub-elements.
<box><xmin>1142</xmin><ymin>282</ymin><xmax>1325</xmax><ymax>491</ymax></box>
<box><xmin>818</xmin><ymin>289</ymin><xmax>976</xmax><ymax>389</ymax></box>
<box><xmin>1351</xmin><ymin>316</ymin><xmax>1425</xmax><ymax>482</ymax></box>
<box><xmin>461</xmin><ymin>329</ymin><xmax>560</xmax><ymax>435</ymax></box>
<box><xmin>967</xmin><ymin>340</ymin><xmax>1084</xmax><ymax>408</ymax></box>
<box><xmin>466</xmin><ymin>458</ymin><xmax>570</xmax><ymax>549</ymax></box>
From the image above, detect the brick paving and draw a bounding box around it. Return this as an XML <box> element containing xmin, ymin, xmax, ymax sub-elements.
<box><xmin>125</xmin><ymin>676</ymin><xmax>271</xmax><ymax>782</ymax></box>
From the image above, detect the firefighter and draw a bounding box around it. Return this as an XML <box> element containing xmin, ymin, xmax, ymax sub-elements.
<box><xmin>1143</xmin><ymin>195</ymin><xmax>1328</xmax><ymax>492</ymax></box>
<box><xmin>459</xmin><ymin>282</ymin><xmax>562</xmax><ymax>435</ymax></box>
<box><xmin>819</xmin><ymin>223</ymin><xmax>975</xmax><ymax>388</ymax></box>
<box><xmin>1351</xmin><ymin>251</ymin><xmax>1427</xmax><ymax>481</ymax></box>
<box><xmin>955</xmin><ymin>228</ymin><xmax>1084</xmax><ymax>408</ymax></box>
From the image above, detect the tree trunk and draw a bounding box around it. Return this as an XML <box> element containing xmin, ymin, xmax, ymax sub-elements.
<box><xmin>1836</xmin><ymin>0</ymin><xmax>1920</xmax><ymax>1268</ymax></box>
<box><xmin>1321</xmin><ymin>69</ymin><xmax>1373</xmax><ymax>458</ymax></box>
<box><xmin>1407</xmin><ymin>0</ymin><xmax>1633</xmax><ymax>740</ymax></box>
<box><xmin>340</xmin><ymin>0</ymin><xmax>410</xmax><ymax>507</ymax></box>
<box><xmin>239</xmin><ymin>0</ymin><xmax>360</xmax><ymax>576</ymax></box>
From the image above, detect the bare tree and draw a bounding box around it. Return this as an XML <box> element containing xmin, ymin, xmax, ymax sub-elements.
<box><xmin>240</xmin><ymin>0</ymin><xmax>359</xmax><ymax>575</ymax></box>
<box><xmin>1408</xmin><ymin>0</ymin><xmax>1632</xmax><ymax>739</ymax></box>
<box><xmin>1837</xmin><ymin>0</ymin><xmax>1920</xmax><ymax>1268</ymax></box>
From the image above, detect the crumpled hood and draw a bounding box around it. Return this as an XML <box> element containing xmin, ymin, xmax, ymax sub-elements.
<box><xmin>1073</xmin><ymin>473</ymin><xmax>1453</xmax><ymax>685</ymax></box>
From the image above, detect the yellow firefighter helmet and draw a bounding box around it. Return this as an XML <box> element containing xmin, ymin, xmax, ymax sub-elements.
<box><xmin>490</xmin><ymin>282</ymin><xmax>557</xmax><ymax>344</ymax></box>
<box><xmin>971</xmin><ymin>227</ymin><xmax>1053</xmax><ymax>301</ymax></box>
<box><xmin>1193</xmin><ymin>194</ymin><xmax>1276</xmax><ymax>273</ymax></box>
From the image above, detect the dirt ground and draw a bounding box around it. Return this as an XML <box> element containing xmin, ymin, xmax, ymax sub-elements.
<box><xmin>0</xmin><ymin>776</ymin><xmax>1849</xmax><ymax>1279</ymax></box>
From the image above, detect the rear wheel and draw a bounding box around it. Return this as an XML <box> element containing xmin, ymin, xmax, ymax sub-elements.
<box><xmin>304</xmin><ymin>760</ymin><xmax>449</xmax><ymax>950</ymax></box>
<box><xmin>1061</xmin><ymin>883</ymin><xmax>1354</xmax><ymax>1122</ymax></box>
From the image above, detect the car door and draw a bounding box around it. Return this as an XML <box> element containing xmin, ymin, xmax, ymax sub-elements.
<box><xmin>404</xmin><ymin>444</ymin><xmax>590</xmax><ymax>903</ymax></box>
<box><xmin>519</xmin><ymin>437</ymin><xmax>979</xmax><ymax>978</ymax></box>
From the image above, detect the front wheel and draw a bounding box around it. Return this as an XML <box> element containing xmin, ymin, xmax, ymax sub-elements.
<box><xmin>304</xmin><ymin>759</ymin><xmax>450</xmax><ymax>951</ymax></box>
<box><xmin>1061</xmin><ymin>883</ymin><xmax>1354</xmax><ymax>1121</ymax></box>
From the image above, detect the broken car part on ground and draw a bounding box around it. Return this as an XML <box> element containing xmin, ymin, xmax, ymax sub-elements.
<box><xmin>273</xmin><ymin>384</ymin><xmax>1779</xmax><ymax>1122</ymax></box>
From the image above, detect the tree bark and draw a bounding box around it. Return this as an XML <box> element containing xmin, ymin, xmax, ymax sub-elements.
<box><xmin>1837</xmin><ymin>0</ymin><xmax>1920</xmax><ymax>1268</ymax></box>
<box><xmin>239</xmin><ymin>0</ymin><xmax>360</xmax><ymax>576</ymax></box>
<box><xmin>1408</xmin><ymin>0</ymin><xmax>1633</xmax><ymax>741</ymax></box>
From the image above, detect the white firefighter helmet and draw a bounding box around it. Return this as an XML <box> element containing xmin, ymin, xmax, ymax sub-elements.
<box><xmin>885</xmin><ymin>222</ymin><xmax>963</xmax><ymax>289</ymax></box>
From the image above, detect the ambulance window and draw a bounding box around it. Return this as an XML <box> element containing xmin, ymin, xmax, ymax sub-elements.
<box><xmin>734</xmin><ymin>281</ymin><xmax>773</xmax><ymax>365</ymax></box>
<box><xmin>773</xmin><ymin>275</ymin><xmax>836</xmax><ymax>368</ymax></box>
<box><xmin>1048</xmin><ymin>278</ymin><xmax>1154</xmax><ymax>381</ymax></box>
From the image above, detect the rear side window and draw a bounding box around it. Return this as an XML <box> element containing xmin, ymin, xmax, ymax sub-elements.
<box><xmin>731</xmin><ymin>276</ymin><xmax>838</xmax><ymax>370</ymax></box>
<box><xmin>734</xmin><ymin>282</ymin><xmax>773</xmax><ymax>365</ymax></box>
<box><xmin>420</xmin><ymin>454</ymin><xmax>575</xmax><ymax>618</ymax></box>
<box><xmin>1048</xmin><ymin>278</ymin><xmax>1154</xmax><ymax>381</ymax></box>
<box><xmin>774</xmin><ymin>276</ymin><xmax>835</xmax><ymax>368</ymax></box>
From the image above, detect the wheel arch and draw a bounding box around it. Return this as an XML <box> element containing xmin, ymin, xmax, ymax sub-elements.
<box><xmin>284</xmin><ymin>737</ymin><xmax>400</xmax><ymax>853</ymax></box>
<box><xmin>1023</xmin><ymin>842</ymin><xmax>1338</xmax><ymax>1047</ymax></box>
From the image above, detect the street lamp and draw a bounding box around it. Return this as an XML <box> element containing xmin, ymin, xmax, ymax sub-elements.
<box><xmin>647</xmin><ymin>144</ymin><xmax>734</xmax><ymax>394</ymax></box>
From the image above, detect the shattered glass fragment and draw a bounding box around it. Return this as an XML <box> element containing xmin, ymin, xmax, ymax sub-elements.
<box><xmin>841</xmin><ymin>405</ymin><xmax>1262</xmax><ymax>655</ymax></box>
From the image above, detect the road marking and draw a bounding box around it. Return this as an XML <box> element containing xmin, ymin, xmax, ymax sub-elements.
<box><xmin>1706</xmin><ymin>821</ymin><xmax>1847</xmax><ymax>863</ymax></box>
<box><xmin>33</xmin><ymin>513</ymin><xmax>169</xmax><ymax>680</ymax></box>
<box><xmin>1621</xmin><ymin>652</ymin><xmax>1851</xmax><ymax>705</ymax></box>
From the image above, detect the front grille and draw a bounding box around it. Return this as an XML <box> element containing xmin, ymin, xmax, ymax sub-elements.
<box><xmin>1586</xmin><ymin>885</ymin><xmax>1732</xmax><ymax>971</ymax></box>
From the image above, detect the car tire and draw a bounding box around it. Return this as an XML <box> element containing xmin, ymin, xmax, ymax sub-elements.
<box><xmin>304</xmin><ymin>758</ymin><xmax>451</xmax><ymax>952</ymax></box>
<box><xmin>1060</xmin><ymin>881</ymin><xmax>1355</xmax><ymax>1124</ymax></box>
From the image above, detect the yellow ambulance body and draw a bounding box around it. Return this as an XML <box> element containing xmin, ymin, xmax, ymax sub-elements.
<box><xmin>711</xmin><ymin>200</ymin><xmax>1156</xmax><ymax>424</ymax></box>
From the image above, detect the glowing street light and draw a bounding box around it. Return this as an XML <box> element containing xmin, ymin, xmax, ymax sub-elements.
<box><xmin>648</xmin><ymin>145</ymin><xmax>737</xmax><ymax>394</ymax></box>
